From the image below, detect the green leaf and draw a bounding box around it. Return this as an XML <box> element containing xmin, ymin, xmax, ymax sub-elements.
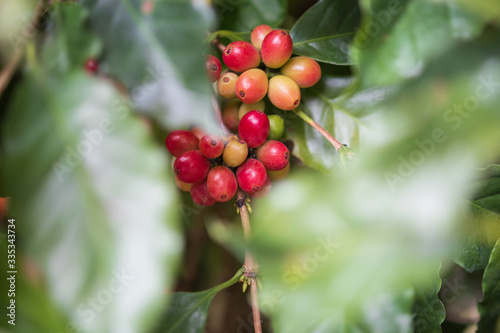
<box><xmin>290</xmin><ymin>0</ymin><xmax>361</xmax><ymax>65</ymax></box>
<box><xmin>1</xmin><ymin>71</ymin><xmax>182</xmax><ymax>332</ymax></box>
<box><xmin>154</xmin><ymin>267</ymin><xmax>244</xmax><ymax>333</ymax></box>
<box><xmin>0</xmin><ymin>0</ymin><xmax>36</xmax><ymax>60</ymax></box>
<box><xmin>478</xmin><ymin>238</ymin><xmax>500</xmax><ymax>332</ymax></box>
<box><xmin>353</xmin><ymin>0</ymin><xmax>485</xmax><ymax>88</ymax></box>
<box><xmin>412</xmin><ymin>263</ymin><xmax>445</xmax><ymax>333</ymax></box>
<box><xmin>215</xmin><ymin>0</ymin><xmax>287</xmax><ymax>32</ymax></box>
<box><xmin>81</xmin><ymin>0</ymin><xmax>218</xmax><ymax>131</ymax></box>
<box><xmin>41</xmin><ymin>2</ymin><xmax>101</xmax><ymax>73</ymax></box>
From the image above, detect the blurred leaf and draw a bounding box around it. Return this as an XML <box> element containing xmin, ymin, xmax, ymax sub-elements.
<box><xmin>353</xmin><ymin>0</ymin><xmax>485</xmax><ymax>88</ymax></box>
<box><xmin>215</xmin><ymin>0</ymin><xmax>287</xmax><ymax>32</ymax></box>
<box><xmin>450</xmin><ymin>0</ymin><xmax>500</xmax><ymax>24</ymax></box>
<box><xmin>81</xmin><ymin>0</ymin><xmax>218</xmax><ymax>131</ymax></box>
<box><xmin>41</xmin><ymin>2</ymin><xmax>101</xmax><ymax>73</ymax></box>
<box><xmin>290</xmin><ymin>0</ymin><xmax>361</xmax><ymax>65</ymax></box>
<box><xmin>453</xmin><ymin>168</ymin><xmax>500</xmax><ymax>272</ymax></box>
<box><xmin>478</xmin><ymin>238</ymin><xmax>500</xmax><ymax>332</ymax></box>
<box><xmin>412</xmin><ymin>263</ymin><xmax>445</xmax><ymax>333</ymax></box>
<box><xmin>0</xmin><ymin>0</ymin><xmax>36</xmax><ymax>61</ymax></box>
<box><xmin>1</xmin><ymin>71</ymin><xmax>182</xmax><ymax>333</ymax></box>
<box><xmin>155</xmin><ymin>267</ymin><xmax>244</xmax><ymax>333</ymax></box>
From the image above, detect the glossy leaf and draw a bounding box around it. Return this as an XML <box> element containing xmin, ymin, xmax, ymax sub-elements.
<box><xmin>353</xmin><ymin>0</ymin><xmax>485</xmax><ymax>88</ymax></box>
<box><xmin>1</xmin><ymin>71</ymin><xmax>182</xmax><ymax>333</ymax></box>
<box><xmin>215</xmin><ymin>0</ymin><xmax>287</xmax><ymax>32</ymax></box>
<box><xmin>81</xmin><ymin>0</ymin><xmax>218</xmax><ymax>131</ymax></box>
<box><xmin>154</xmin><ymin>267</ymin><xmax>244</xmax><ymax>333</ymax></box>
<box><xmin>290</xmin><ymin>0</ymin><xmax>361</xmax><ymax>65</ymax></box>
<box><xmin>478</xmin><ymin>238</ymin><xmax>500</xmax><ymax>332</ymax></box>
<box><xmin>412</xmin><ymin>263</ymin><xmax>445</xmax><ymax>333</ymax></box>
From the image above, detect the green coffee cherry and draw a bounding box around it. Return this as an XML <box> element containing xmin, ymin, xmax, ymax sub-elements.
<box><xmin>267</xmin><ymin>115</ymin><xmax>285</xmax><ymax>140</ymax></box>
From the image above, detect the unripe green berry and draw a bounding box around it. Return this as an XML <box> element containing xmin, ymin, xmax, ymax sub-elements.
<box><xmin>217</xmin><ymin>72</ymin><xmax>238</xmax><ymax>99</ymax></box>
<box><xmin>280</xmin><ymin>56</ymin><xmax>322</xmax><ymax>88</ymax></box>
<box><xmin>267</xmin><ymin>115</ymin><xmax>285</xmax><ymax>140</ymax></box>
<box><xmin>223</xmin><ymin>139</ymin><xmax>248</xmax><ymax>167</ymax></box>
<box><xmin>268</xmin><ymin>75</ymin><xmax>301</xmax><ymax>110</ymax></box>
<box><xmin>236</xmin><ymin>68</ymin><xmax>268</xmax><ymax>104</ymax></box>
<box><xmin>238</xmin><ymin>100</ymin><xmax>265</xmax><ymax>120</ymax></box>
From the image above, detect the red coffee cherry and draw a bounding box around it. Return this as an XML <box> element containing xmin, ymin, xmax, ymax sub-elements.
<box><xmin>191</xmin><ymin>180</ymin><xmax>216</xmax><ymax>206</ymax></box>
<box><xmin>84</xmin><ymin>58</ymin><xmax>99</xmax><ymax>74</ymax></box>
<box><xmin>238</xmin><ymin>110</ymin><xmax>270</xmax><ymax>148</ymax></box>
<box><xmin>165</xmin><ymin>130</ymin><xmax>200</xmax><ymax>157</ymax></box>
<box><xmin>223</xmin><ymin>139</ymin><xmax>248</xmax><ymax>167</ymax></box>
<box><xmin>199</xmin><ymin>134</ymin><xmax>224</xmax><ymax>158</ymax></box>
<box><xmin>268</xmin><ymin>75</ymin><xmax>301</xmax><ymax>110</ymax></box>
<box><xmin>223</xmin><ymin>41</ymin><xmax>261</xmax><ymax>72</ymax></box>
<box><xmin>255</xmin><ymin>140</ymin><xmax>290</xmax><ymax>171</ymax></box>
<box><xmin>236</xmin><ymin>159</ymin><xmax>267</xmax><ymax>195</ymax></box>
<box><xmin>217</xmin><ymin>72</ymin><xmax>238</xmax><ymax>99</ymax></box>
<box><xmin>207</xmin><ymin>166</ymin><xmax>238</xmax><ymax>202</ymax></box>
<box><xmin>251</xmin><ymin>176</ymin><xmax>272</xmax><ymax>199</ymax></box>
<box><xmin>251</xmin><ymin>24</ymin><xmax>273</xmax><ymax>50</ymax></box>
<box><xmin>190</xmin><ymin>127</ymin><xmax>207</xmax><ymax>140</ymax></box>
<box><xmin>280</xmin><ymin>56</ymin><xmax>321</xmax><ymax>88</ymax></box>
<box><xmin>205</xmin><ymin>55</ymin><xmax>222</xmax><ymax>83</ymax></box>
<box><xmin>260</xmin><ymin>30</ymin><xmax>293</xmax><ymax>68</ymax></box>
<box><xmin>174</xmin><ymin>150</ymin><xmax>211</xmax><ymax>183</ymax></box>
<box><xmin>235</xmin><ymin>68</ymin><xmax>268</xmax><ymax>104</ymax></box>
<box><xmin>222</xmin><ymin>101</ymin><xmax>240</xmax><ymax>132</ymax></box>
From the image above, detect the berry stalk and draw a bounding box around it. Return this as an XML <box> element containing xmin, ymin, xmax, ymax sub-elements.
<box><xmin>236</xmin><ymin>190</ymin><xmax>262</xmax><ymax>333</ymax></box>
<box><xmin>292</xmin><ymin>109</ymin><xmax>343</xmax><ymax>150</ymax></box>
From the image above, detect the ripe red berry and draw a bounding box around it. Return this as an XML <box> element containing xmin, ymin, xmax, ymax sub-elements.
<box><xmin>268</xmin><ymin>75</ymin><xmax>301</xmax><ymax>110</ymax></box>
<box><xmin>256</xmin><ymin>140</ymin><xmax>290</xmax><ymax>171</ymax></box>
<box><xmin>207</xmin><ymin>166</ymin><xmax>238</xmax><ymax>202</ymax></box>
<box><xmin>251</xmin><ymin>24</ymin><xmax>273</xmax><ymax>50</ymax></box>
<box><xmin>174</xmin><ymin>150</ymin><xmax>211</xmax><ymax>183</ymax></box>
<box><xmin>199</xmin><ymin>134</ymin><xmax>224</xmax><ymax>158</ymax></box>
<box><xmin>191</xmin><ymin>180</ymin><xmax>216</xmax><ymax>206</ymax></box>
<box><xmin>280</xmin><ymin>56</ymin><xmax>321</xmax><ymax>88</ymax></box>
<box><xmin>235</xmin><ymin>68</ymin><xmax>268</xmax><ymax>104</ymax></box>
<box><xmin>238</xmin><ymin>110</ymin><xmax>270</xmax><ymax>148</ymax></box>
<box><xmin>165</xmin><ymin>130</ymin><xmax>200</xmax><ymax>157</ymax></box>
<box><xmin>205</xmin><ymin>55</ymin><xmax>222</xmax><ymax>83</ymax></box>
<box><xmin>251</xmin><ymin>176</ymin><xmax>272</xmax><ymax>199</ymax></box>
<box><xmin>236</xmin><ymin>159</ymin><xmax>267</xmax><ymax>195</ymax></box>
<box><xmin>223</xmin><ymin>41</ymin><xmax>261</xmax><ymax>72</ymax></box>
<box><xmin>84</xmin><ymin>58</ymin><xmax>99</xmax><ymax>74</ymax></box>
<box><xmin>217</xmin><ymin>72</ymin><xmax>238</xmax><ymax>99</ymax></box>
<box><xmin>260</xmin><ymin>30</ymin><xmax>293</xmax><ymax>68</ymax></box>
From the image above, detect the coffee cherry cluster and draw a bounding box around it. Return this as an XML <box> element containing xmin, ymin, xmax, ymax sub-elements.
<box><xmin>205</xmin><ymin>25</ymin><xmax>321</xmax><ymax>112</ymax></box>
<box><xmin>166</xmin><ymin>110</ymin><xmax>290</xmax><ymax>206</ymax></box>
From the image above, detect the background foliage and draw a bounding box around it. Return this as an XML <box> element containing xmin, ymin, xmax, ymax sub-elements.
<box><xmin>1</xmin><ymin>0</ymin><xmax>500</xmax><ymax>332</ymax></box>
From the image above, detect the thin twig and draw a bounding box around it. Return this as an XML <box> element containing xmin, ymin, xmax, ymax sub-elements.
<box><xmin>292</xmin><ymin>109</ymin><xmax>343</xmax><ymax>150</ymax></box>
<box><xmin>0</xmin><ymin>0</ymin><xmax>50</xmax><ymax>98</ymax></box>
<box><xmin>213</xmin><ymin>38</ymin><xmax>226</xmax><ymax>52</ymax></box>
<box><xmin>237</xmin><ymin>190</ymin><xmax>262</xmax><ymax>333</ymax></box>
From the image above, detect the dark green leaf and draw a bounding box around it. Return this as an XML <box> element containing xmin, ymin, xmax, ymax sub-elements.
<box><xmin>81</xmin><ymin>0</ymin><xmax>218</xmax><ymax>131</ymax></box>
<box><xmin>290</xmin><ymin>0</ymin><xmax>360</xmax><ymax>65</ymax></box>
<box><xmin>353</xmin><ymin>0</ymin><xmax>485</xmax><ymax>88</ymax></box>
<box><xmin>215</xmin><ymin>0</ymin><xmax>287</xmax><ymax>32</ymax></box>
<box><xmin>41</xmin><ymin>2</ymin><xmax>101</xmax><ymax>73</ymax></box>
<box><xmin>412</xmin><ymin>263</ymin><xmax>445</xmax><ymax>333</ymax></box>
<box><xmin>478</xmin><ymin>238</ymin><xmax>500</xmax><ymax>332</ymax></box>
<box><xmin>155</xmin><ymin>267</ymin><xmax>244</xmax><ymax>333</ymax></box>
<box><xmin>1</xmin><ymin>71</ymin><xmax>181</xmax><ymax>332</ymax></box>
